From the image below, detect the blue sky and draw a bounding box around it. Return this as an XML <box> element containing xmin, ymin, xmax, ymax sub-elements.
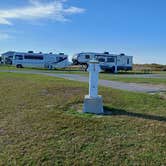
<box><xmin>0</xmin><ymin>0</ymin><xmax>166</xmax><ymax>64</ymax></box>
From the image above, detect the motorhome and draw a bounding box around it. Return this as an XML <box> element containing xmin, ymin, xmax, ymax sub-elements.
<box><xmin>12</xmin><ymin>51</ymin><xmax>69</xmax><ymax>69</ymax></box>
<box><xmin>72</xmin><ymin>52</ymin><xmax>133</xmax><ymax>72</ymax></box>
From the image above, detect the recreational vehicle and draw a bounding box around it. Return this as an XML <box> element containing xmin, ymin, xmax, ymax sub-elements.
<box><xmin>12</xmin><ymin>51</ymin><xmax>69</xmax><ymax>69</ymax></box>
<box><xmin>72</xmin><ymin>52</ymin><xmax>133</xmax><ymax>72</ymax></box>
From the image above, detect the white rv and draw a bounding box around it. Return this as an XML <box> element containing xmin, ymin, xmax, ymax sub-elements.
<box><xmin>72</xmin><ymin>52</ymin><xmax>133</xmax><ymax>72</ymax></box>
<box><xmin>12</xmin><ymin>51</ymin><xmax>69</xmax><ymax>69</ymax></box>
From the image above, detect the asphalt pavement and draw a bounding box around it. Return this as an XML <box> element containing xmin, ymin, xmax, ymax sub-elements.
<box><xmin>0</xmin><ymin>70</ymin><xmax>165</xmax><ymax>93</ymax></box>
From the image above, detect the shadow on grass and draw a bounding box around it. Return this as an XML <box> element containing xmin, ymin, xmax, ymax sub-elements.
<box><xmin>104</xmin><ymin>106</ymin><xmax>166</xmax><ymax>122</ymax></box>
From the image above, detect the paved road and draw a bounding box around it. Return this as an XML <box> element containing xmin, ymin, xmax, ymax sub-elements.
<box><xmin>0</xmin><ymin>70</ymin><xmax>166</xmax><ymax>93</ymax></box>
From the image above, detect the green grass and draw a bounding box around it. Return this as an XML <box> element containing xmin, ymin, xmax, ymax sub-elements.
<box><xmin>99</xmin><ymin>73</ymin><xmax>166</xmax><ymax>85</ymax></box>
<box><xmin>0</xmin><ymin>73</ymin><xmax>166</xmax><ymax>165</ymax></box>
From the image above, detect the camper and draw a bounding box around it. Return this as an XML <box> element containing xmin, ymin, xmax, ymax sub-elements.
<box><xmin>12</xmin><ymin>51</ymin><xmax>69</xmax><ymax>69</ymax></box>
<box><xmin>72</xmin><ymin>52</ymin><xmax>133</xmax><ymax>72</ymax></box>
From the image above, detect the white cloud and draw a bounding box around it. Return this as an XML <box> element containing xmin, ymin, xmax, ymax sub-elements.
<box><xmin>0</xmin><ymin>0</ymin><xmax>85</xmax><ymax>25</ymax></box>
<box><xmin>0</xmin><ymin>18</ymin><xmax>11</xmax><ymax>25</ymax></box>
<box><xmin>0</xmin><ymin>33</ymin><xmax>10</xmax><ymax>40</ymax></box>
<box><xmin>64</xmin><ymin>6</ymin><xmax>85</xmax><ymax>14</ymax></box>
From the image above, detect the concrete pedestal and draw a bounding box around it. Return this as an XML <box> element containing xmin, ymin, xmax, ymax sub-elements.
<box><xmin>83</xmin><ymin>95</ymin><xmax>104</xmax><ymax>114</ymax></box>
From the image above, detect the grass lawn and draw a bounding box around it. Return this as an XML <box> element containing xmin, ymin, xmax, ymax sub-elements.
<box><xmin>0</xmin><ymin>73</ymin><xmax>166</xmax><ymax>165</ymax></box>
<box><xmin>99</xmin><ymin>73</ymin><xmax>166</xmax><ymax>86</ymax></box>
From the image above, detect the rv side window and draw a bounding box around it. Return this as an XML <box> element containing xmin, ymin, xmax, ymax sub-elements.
<box><xmin>127</xmin><ymin>58</ymin><xmax>130</xmax><ymax>64</ymax></box>
<box><xmin>107</xmin><ymin>58</ymin><xmax>114</xmax><ymax>63</ymax></box>
<box><xmin>24</xmin><ymin>55</ymin><xmax>43</xmax><ymax>60</ymax></box>
<box><xmin>85</xmin><ymin>55</ymin><xmax>90</xmax><ymax>59</ymax></box>
<box><xmin>15</xmin><ymin>55</ymin><xmax>23</xmax><ymax>60</ymax></box>
<box><xmin>98</xmin><ymin>58</ymin><xmax>105</xmax><ymax>62</ymax></box>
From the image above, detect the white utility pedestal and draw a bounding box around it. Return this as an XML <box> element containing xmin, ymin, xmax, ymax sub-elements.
<box><xmin>114</xmin><ymin>56</ymin><xmax>118</xmax><ymax>74</ymax></box>
<box><xmin>83</xmin><ymin>59</ymin><xmax>104</xmax><ymax>114</ymax></box>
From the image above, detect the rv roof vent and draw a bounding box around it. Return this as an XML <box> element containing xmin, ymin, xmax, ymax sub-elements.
<box><xmin>104</xmin><ymin>52</ymin><xmax>109</xmax><ymax>54</ymax></box>
<box><xmin>59</xmin><ymin>53</ymin><xmax>64</xmax><ymax>55</ymax></box>
<box><xmin>28</xmin><ymin>51</ymin><xmax>34</xmax><ymax>53</ymax></box>
<box><xmin>120</xmin><ymin>53</ymin><xmax>125</xmax><ymax>56</ymax></box>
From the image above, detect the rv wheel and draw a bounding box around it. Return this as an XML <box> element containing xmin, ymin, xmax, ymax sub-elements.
<box><xmin>112</xmin><ymin>66</ymin><xmax>115</xmax><ymax>73</ymax></box>
<box><xmin>16</xmin><ymin>64</ymin><xmax>23</xmax><ymax>68</ymax></box>
<box><xmin>85</xmin><ymin>64</ymin><xmax>88</xmax><ymax>71</ymax></box>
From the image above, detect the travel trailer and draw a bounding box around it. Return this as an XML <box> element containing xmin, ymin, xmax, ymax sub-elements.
<box><xmin>72</xmin><ymin>52</ymin><xmax>133</xmax><ymax>72</ymax></box>
<box><xmin>12</xmin><ymin>51</ymin><xmax>69</xmax><ymax>69</ymax></box>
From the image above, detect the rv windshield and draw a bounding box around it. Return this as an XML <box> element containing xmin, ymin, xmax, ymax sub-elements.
<box><xmin>85</xmin><ymin>55</ymin><xmax>90</xmax><ymax>59</ymax></box>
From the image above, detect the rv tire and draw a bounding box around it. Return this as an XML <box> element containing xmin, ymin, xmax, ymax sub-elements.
<box><xmin>16</xmin><ymin>64</ymin><xmax>23</xmax><ymax>68</ymax></box>
<box><xmin>112</xmin><ymin>66</ymin><xmax>116</xmax><ymax>73</ymax></box>
<box><xmin>85</xmin><ymin>64</ymin><xmax>88</xmax><ymax>71</ymax></box>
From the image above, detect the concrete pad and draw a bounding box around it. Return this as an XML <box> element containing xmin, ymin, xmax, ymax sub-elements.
<box><xmin>83</xmin><ymin>95</ymin><xmax>104</xmax><ymax>114</ymax></box>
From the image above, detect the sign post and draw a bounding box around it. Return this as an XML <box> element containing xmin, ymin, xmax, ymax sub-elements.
<box><xmin>83</xmin><ymin>59</ymin><xmax>104</xmax><ymax>114</ymax></box>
